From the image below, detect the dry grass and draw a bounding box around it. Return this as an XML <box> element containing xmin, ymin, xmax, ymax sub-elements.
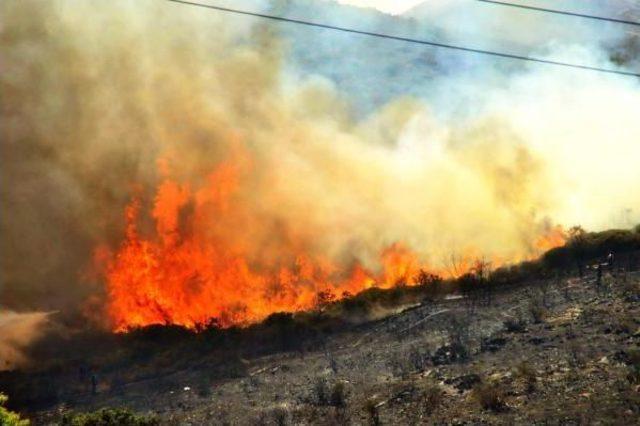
<box><xmin>514</xmin><ymin>361</ymin><xmax>537</xmax><ymax>393</ymax></box>
<box><xmin>472</xmin><ymin>382</ymin><xmax>507</xmax><ymax>412</ymax></box>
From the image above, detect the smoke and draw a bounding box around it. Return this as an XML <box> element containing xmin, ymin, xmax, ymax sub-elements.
<box><xmin>1</xmin><ymin>0</ymin><xmax>639</xmax><ymax>325</ymax></box>
<box><xmin>0</xmin><ymin>311</ymin><xmax>53</xmax><ymax>370</ymax></box>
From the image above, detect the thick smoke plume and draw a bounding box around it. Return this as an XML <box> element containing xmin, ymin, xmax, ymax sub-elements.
<box><xmin>0</xmin><ymin>311</ymin><xmax>53</xmax><ymax>371</ymax></box>
<box><xmin>1</xmin><ymin>0</ymin><xmax>639</xmax><ymax>329</ymax></box>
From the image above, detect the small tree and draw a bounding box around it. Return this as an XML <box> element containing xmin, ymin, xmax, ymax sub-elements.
<box><xmin>0</xmin><ymin>394</ymin><xmax>29</xmax><ymax>426</ymax></box>
<box><xmin>414</xmin><ymin>270</ymin><xmax>442</xmax><ymax>299</ymax></box>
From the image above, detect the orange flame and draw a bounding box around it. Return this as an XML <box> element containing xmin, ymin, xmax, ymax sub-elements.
<box><xmin>533</xmin><ymin>225</ymin><xmax>567</xmax><ymax>252</ymax></box>
<box><xmin>98</xmin><ymin>155</ymin><xmax>566</xmax><ymax>331</ymax></box>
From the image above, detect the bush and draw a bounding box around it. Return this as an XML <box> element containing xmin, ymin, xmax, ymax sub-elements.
<box><xmin>414</xmin><ymin>270</ymin><xmax>443</xmax><ymax>299</ymax></box>
<box><xmin>445</xmin><ymin>314</ymin><xmax>471</xmax><ymax>348</ymax></box>
<box><xmin>503</xmin><ymin>318</ymin><xmax>527</xmax><ymax>333</ymax></box>
<box><xmin>567</xmin><ymin>341</ymin><xmax>585</xmax><ymax>368</ymax></box>
<box><xmin>363</xmin><ymin>398</ymin><xmax>380</xmax><ymax>426</ymax></box>
<box><xmin>60</xmin><ymin>408</ymin><xmax>159</xmax><ymax>426</ymax></box>
<box><xmin>0</xmin><ymin>393</ymin><xmax>29</xmax><ymax>426</ymax></box>
<box><xmin>625</xmin><ymin>350</ymin><xmax>640</xmax><ymax>385</ymax></box>
<box><xmin>528</xmin><ymin>298</ymin><xmax>547</xmax><ymax>324</ymax></box>
<box><xmin>472</xmin><ymin>382</ymin><xmax>507</xmax><ymax>412</ymax></box>
<box><xmin>312</xmin><ymin>378</ymin><xmax>347</xmax><ymax>407</ymax></box>
<box><xmin>329</xmin><ymin>381</ymin><xmax>347</xmax><ymax>408</ymax></box>
<box><xmin>422</xmin><ymin>384</ymin><xmax>443</xmax><ymax>416</ymax></box>
<box><xmin>543</xmin><ymin>228</ymin><xmax>640</xmax><ymax>271</ymax></box>
<box><xmin>312</xmin><ymin>377</ymin><xmax>329</xmax><ymax>405</ymax></box>
<box><xmin>514</xmin><ymin>361</ymin><xmax>537</xmax><ymax>393</ymax></box>
<box><xmin>271</xmin><ymin>406</ymin><xmax>288</xmax><ymax>426</ymax></box>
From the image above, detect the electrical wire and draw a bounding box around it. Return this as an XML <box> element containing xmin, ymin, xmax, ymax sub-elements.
<box><xmin>166</xmin><ymin>0</ymin><xmax>640</xmax><ymax>78</ymax></box>
<box><xmin>476</xmin><ymin>0</ymin><xmax>640</xmax><ymax>27</ymax></box>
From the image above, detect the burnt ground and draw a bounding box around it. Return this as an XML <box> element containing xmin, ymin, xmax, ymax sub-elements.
<box><xmin>15</xmin><ymin>268</ymin><xmax>639</xmax><ymax>425</ymax></box>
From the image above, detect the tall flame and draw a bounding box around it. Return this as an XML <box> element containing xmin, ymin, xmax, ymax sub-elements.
<box><xmin>101</xmin><ymin>153</ymin><xmax>565</xmax><ymax>331</ymax></box>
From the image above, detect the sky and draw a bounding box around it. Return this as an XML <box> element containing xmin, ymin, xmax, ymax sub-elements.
<box><xmin>336</xmin><ymin>0</ymin><xmax>426</xmax><ymax>14</ymax></box>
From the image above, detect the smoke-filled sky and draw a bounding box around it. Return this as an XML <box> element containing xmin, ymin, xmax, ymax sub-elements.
<box><xmin>337</xmin><ymin>0</ymin><xmax>423</xmax><ymax>14</ymax></box>
<box><xmin>1</xmin><ymin>0</ymin><xmax>639</xmax><ymax>325</ymax></box>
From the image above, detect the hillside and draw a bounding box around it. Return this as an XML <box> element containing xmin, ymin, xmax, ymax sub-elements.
<box><xmin>2</xmin><ymin>229</ymin><xmax>640</xmax><ymax>425</ymax></box>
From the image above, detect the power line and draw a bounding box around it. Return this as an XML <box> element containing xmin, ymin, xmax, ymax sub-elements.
<box><xmin>166</xmin><ymin>0</ymin><xmax>640</xmax><ymax>78</ymax></box>
<box><xmin>476</xmin><ymin>0</ymin><xmax>640</xmax><ymax>27</ymax></box>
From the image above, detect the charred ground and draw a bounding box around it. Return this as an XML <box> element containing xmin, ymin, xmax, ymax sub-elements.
<box><xmin>2</xmin><ymin>227</ymin><xmax>640</xmax><ymax>425</ymax></box>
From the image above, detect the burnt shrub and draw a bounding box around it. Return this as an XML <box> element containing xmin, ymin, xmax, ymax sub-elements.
<box><xmin>528</xmin><ymin>298</ymin><xmax>547</xmax><ymax>324</ymax></box>
<box><xmin>312</xmin><ymin>378</ymin><xmax>347</xmax><ymax>407</ymax></box>
<box><xmin>472</xmin><ymin>382</ymin><xmax>507</xmax><ymax>412</ymax></box>
<box><xmin>271</xmin><ymin>406</ymin><xmax>288</xmax><ymax>426</ymax></box>
<box><xmin>414</xmin><ymin>270</ymin><xmax>443</xmax><ymax>300</ymax></box>
<box><xmin>503</xmin><ymin>318</ymin><xmax>527</xmax><ymax>333</ymax></box>
<box><xmin>329</xmin><ymin>381</ymin><xmax>347</xmax><ymax>408</ymax></box>
<box><xmin>312</xmin><ymin>377</ymin><xmax>329</xmax><ymax>405</ymax></box>
<box><xmin>421</xmin><ymin>384</ymin><xmax>444</xmax><ymax>416</ymax></box>
<box><xmin>514</xmin><ymin>361</ymin><xmax>537</xmax><ymax>393</ymax></box>
<box><xmin>363</xmin><ymin>398</ymin><xmax>380</xmax><ymax>426</ymax></box>
<box><xmin>444</xmin><ymin>374</ymin><xmax>481</xmax><ymax>393</ymax></box>
<box><xmin>480</xmin><ymin>337</ymin><xmax>508</xmax><ymax>353</ymax></box>
<box><xmin>431</xmin><ymin>343</ymin><xmax>469</xmax><ymax>366</ymax></box>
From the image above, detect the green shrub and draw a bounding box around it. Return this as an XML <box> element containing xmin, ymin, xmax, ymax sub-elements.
<box><xmin>60</xmin><ymin>408</ymin><xmax>159</xmax><ymax>426</ymax></box>
<box><xmin>0</xmin><ymin>393</ymin><xmax>29</xmax><ymax>426</ymax></box>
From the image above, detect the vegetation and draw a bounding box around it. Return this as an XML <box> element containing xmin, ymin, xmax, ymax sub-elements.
<box><xmin>528</xmin><ymin>298</ymin><xmax>547</xmax><ymax>324</ymax></box>
<box><xmin>363</xmin><ymin>398</ymin><xmax>380</xmax><ymax>426</ymax></box>
<box><xmin>270</xmin><ymin>406</ymin><xmax>288</xmax><ymax>426</ymax></box>
<box><xmin>514</xmin><ymin>361</ymin><xmax>537</xmax><ymax>393</ymax></box>
<box><xmin>60</xmin><ymin>408</ymin><xmax>159</xmax><ymax>426</ymax></box>
<box><xmin>1</xmin><ymin>226</ymin><xmax>640</xmax><ymax>424</ymax></box>
<box><xmin>472</xmin><ymin>382</ymin><xmax>507</xmax><ymax>412</ymax></box>
<box><xmin>329</xmin><ymin>381</ymin><xmax>347</xmax><ymax>408</ymax></box>
<box><xmin>421</xmin><ymin>384</ymin><xmax>443</xmax><ymax>416</ymax></box>
<box><xmin>0</xmin><ymin>393</ymin><xmax>29</xmax><ymax>426</ymax></box>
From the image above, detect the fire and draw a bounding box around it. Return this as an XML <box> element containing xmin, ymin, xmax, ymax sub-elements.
<box><xmin>533</xmin><ymin>225</ymin><xmax>567</xmax><ymax>253</ymax></box>
<box><xmin>100</xmin><ymin>154</ymin><xmax>566</xmax><ymax>332</ymax></box>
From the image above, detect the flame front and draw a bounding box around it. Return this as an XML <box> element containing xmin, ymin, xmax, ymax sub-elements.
<box><xmin>105</xmin><ymin>158</ymin><xmax>420</xmax><ymax>330</ymax></box>
<box><xmin>102</xmin><ymin>153</ymin><xmax>566</xmax><ymax>332</ymax></box>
